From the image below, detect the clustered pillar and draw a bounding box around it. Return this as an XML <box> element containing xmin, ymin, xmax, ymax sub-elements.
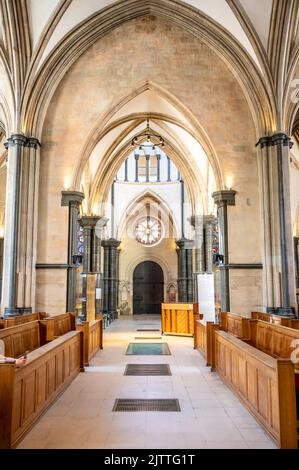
<box><xmin>176</xmin><ymin>238</ymin><xmax>194</xmax><ymax>302</ymax></box>
<box><xmin>212</xmin><ymin>190</ymin><xmax>236</xmax><ymax>312</ymax></box>
<box><xmin>101</xmin><ymin>238</ymin><xmax>121</xmax><ymax>323</ymax></box>
<box><xmin>256</xmin><ymin>133</ymin><xmax>296</xmax><ymax>316</ymax></box>
<box><xmin>79</xmin><ymin>216</ymin><xmax>102</xmax><ymax>321</ymax></box>
<box><xmin>61</xmin><ymin>191</ymin><xmax>85</xmax><ymax>313</ymax></box>
<box><xmin>3</xmin><ymin>135</ymin><xmax>41</xmax><ymax>317</ymax></box>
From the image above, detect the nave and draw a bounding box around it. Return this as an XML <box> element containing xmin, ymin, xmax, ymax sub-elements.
<box><xmin>17</xmin><ymin>316</ymin><xmax>276</xmax><ymax>450</ymax></box>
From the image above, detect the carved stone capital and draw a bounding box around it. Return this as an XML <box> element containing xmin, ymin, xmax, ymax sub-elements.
<box><xmin>176</xmin><ymin>237</ymin><xmax>194</xmax><ymax>250</ymax></box>
<box><xmin>79</xmin><ymin>215</ymin><xmax>101</xmax><ymax>228</ymax></box>
<box><xmin>212</xmin><ymin>190</ymin><xmax>236</xmax><ymax>207</ymax></box>
<box><xmin>61</xmin><ymin>190</ymin><xmax>85</xmax><ymax>207</ymax></box>
<box><xmin>5</xmin><ymin>134</ymin><xmax>41</xmax><ymax>149</ymax></box>
<box><xmin>101</xmin><ymin>238</ymin><xmax>121</xmax><ymax>249</ymax></box>
<box><xmin>256</xmin><ymin>133</ymin><xmax>293</xmax><ymax>149</ymax></box>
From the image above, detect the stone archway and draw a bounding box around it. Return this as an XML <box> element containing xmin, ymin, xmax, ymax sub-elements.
<box><xmin>133</xmin><ymin>261</ymin><xmax>164</xmax><ymax>315</ymax></box>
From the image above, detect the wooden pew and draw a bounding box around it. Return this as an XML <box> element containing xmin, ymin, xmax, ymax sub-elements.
<box><xmin>220</xmin><ymin>312</ymin><xmax>251</xmax><ymax>339</ymax></box>
<box><xmin>41</xmin><ymin>312</ymin><xmax>76</xmax><ymax>342</ymax></box>
<box><xmin>0</xmin><ymin>312</ymin><xmax>47</xmax><ymax>329</ymax></box>
<box><xmin>248</xmin><ymin>320</ymin><xmax>299</xmax><ymax>369</ymax></box>
<box><xmin>214</xmin><ymin>330</ymin><xmax>298</xmax><ymax>449</ymax></box>
<box><xmin>194</xmin><ymin>317</ymin><xmax>219</xmax><ymax>367</ymax></box>
<box><xmin>0</xmin><ymin>321</ymin><xmax>48</xmax><ymax>358</ymax></box>
<box><xmin>0</xmin><ymin>330</ymin><xmax>84</xmax><ymax>449</ymax></box>
<box><xmin>252</xmin><ymin>311</ymin><xmax>299</xmax><ymax>329</ymax></box>
<box><xmin>76</xmin><ymin>318</ymin><xmax>103</xmax><ymax>366</ymax></box>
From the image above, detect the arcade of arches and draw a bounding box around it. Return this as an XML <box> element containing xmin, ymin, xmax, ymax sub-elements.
<box><xmin>0</xmin><ymin>0</ymin><xmax>299</xmax><ymax>450</ymax></box>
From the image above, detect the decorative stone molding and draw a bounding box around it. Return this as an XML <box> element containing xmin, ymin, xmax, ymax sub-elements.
<box><xmin>212</xmin><ymin>190</ymin><xmax>237</xmax><ymax>207</ymax></box>
<box><xmin>256</xmin><ymin>133</ymin><xmax>293</xmax><ymax>149</ymax></box>
<box><xmin>61</xmin><ymin>190</ymin><xmax>85</xmax><ymax>207</ymax></box>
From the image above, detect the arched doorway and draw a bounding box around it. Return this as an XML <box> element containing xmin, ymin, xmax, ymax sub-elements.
<box><xmin>133</xmin><ymin>261</ymin><xmax>164</xmax><ymax>315</ymax></box>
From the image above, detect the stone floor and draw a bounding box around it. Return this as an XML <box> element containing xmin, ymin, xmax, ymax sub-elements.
<box><xmin>17</xmin><ymin>315</ymin><xmax>277</xmax><ymax>449</ymax></box>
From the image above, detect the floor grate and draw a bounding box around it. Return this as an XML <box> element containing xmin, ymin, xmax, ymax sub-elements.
<box><xmin>136</xmin><ymin>329</ymin><xmax>160</xmax><ymax>332</ymax></box>
<box><xmin>134</xmin><ymin>336</ymin><xmax>162</xmax><ymax>340</ymax></box>
<box><xmin>126</xmin><ymin>342</ymin><xmax>171</xmax><ymax>355</ymax></box>
<box><xmin>113</xmin><ymin>399</ymin><xmax>180</xmax><ymax>412</ymax></box>
<box><xmin>124</xmin><ymin>364</ymin><xmax>171</xmax><ymax>376</ymax></box>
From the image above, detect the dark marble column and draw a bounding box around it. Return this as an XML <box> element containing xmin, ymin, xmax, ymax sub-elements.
<box><xmin>212</xmin><ymin>190</ymin><xmax>236</xmax><ymax>312</ymax></box>
<box><xmin>157</xmin><ymin>154</ymin><xmax>161</xmax><ymax>182</ymax></box>
<box><xmin>204</xmin><ymin>215</ymin><xmax>217</xmax><ymax>274</ymax></box>
<box><xmin>4</xmin><ymin>135</ymin><xmax>41</xmax><ymax>317</ymax></box>
<box><xmin>101</xmin><ymin>238</ymin><xmax>121</xmax><ymax>322</ymax></box>
<box><xmin>79</xmin><ymin>216</ymin><xmax>101</xmax><ymax>320</ymax></box>
<box><xmin>257</xmin><ymin>133</ymin><xmax>295</xmax><ymax>316</ymax></box>
<box><xmin>146</xmin><ymin>155</ymin><xmax>150</xmax><ymax>182</ymax></box>
<box><xmin>176</xmin><ymin>238</ymin><xmax>194</xmax><ymax>302</ymax></box>
<box><xmin>61</xmin><ymin>191</ymin><xmax>85</xmax><ymax>313</ymax></box>
<box><xmin>135</xmin><ymin>154</ymin><xmax>139</xmax><ymax>182</ymax></box>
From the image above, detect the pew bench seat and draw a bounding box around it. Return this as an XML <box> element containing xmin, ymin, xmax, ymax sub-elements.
<box><xmin>0</xmin><ymin>330</ymin><xmax>84</xmax><ymax>449</ymax></box>
<box><xmin>214</xmin><ymin>330</ymin><xmax>298</xmax><ymax>449</ymax></box>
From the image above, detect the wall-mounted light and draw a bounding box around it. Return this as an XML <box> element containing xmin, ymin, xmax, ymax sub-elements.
<box><xmin>225</xmin><ymin>176</ymin><xmax>233</xmax><ymax>190</ymax></box>
<box><xmin>63</xmin><ymin>176</ymin><xmax>71</xmax><ymax>191</ymax></box>
<box><xmin>0</xmin><ymin>225</ymin><xmax>4</xmax><ymax>238</ymax></box>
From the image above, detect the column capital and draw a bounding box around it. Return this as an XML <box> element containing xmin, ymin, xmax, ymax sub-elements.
<box><xmin>212</xmin><ymin>190</ymin><xmax>236</xmax><ymax>207</ymax></box>
<box><xmin>190</xmin><ymin>214</ymin><xmax>217</xmax><ymax>227</ymax></box>
<box><xmin>203</xmin><ymin>215</ymin><xmax>217</xmax><ymax>226</ymax></box>
<box><xmin>61</xmin><ymin>190</ymin><xmax>85</xmax><ymax>207</ymax></box>
<box><xmin>256</xmin><ymin>133</ymin><xmax>293</xmax><ymax>149</ymax></box>
<box><xmin>5</xmin><ymin>134</ymin><xmax>41</xmax><ymax>149</ymax></box>
<box><xmin>79</xmin><ymin>215</ymin><xmax>101</xmax><ymax>228</ymax></box>
<box><xmin>176</xmin><ymin>237</ymin><xmax>194</xmax><ymax>250</ymax></box>
<box><xmin>101</xmin><ymin>238</ymin><xmax>121</xmax><ymax>249</ymax></box>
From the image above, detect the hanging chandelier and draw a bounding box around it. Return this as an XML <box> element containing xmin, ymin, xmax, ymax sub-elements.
<box><xmin>131</xmin><ymin>118</ymin><xmax>165</xmax><ymax>150</ymax></box>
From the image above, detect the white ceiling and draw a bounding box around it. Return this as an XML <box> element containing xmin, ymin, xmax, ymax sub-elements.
<box><xmin>26</xmin><ymin>0</ymin><xmax>274</xmax><ymax>73</ymax></box>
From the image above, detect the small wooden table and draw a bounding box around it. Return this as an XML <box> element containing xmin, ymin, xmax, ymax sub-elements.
<box><xmin>161</xmin><ymin>303</ymin><xmax>198</xmax><ymax>336</ymax></box>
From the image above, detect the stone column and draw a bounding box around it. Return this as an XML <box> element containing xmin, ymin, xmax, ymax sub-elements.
<box><xmin>176</xmin><ymin>238</ymin><xmax>194</xmax><ymax>302</ymax></box>
<box><xmin>61</xmin><ymin>191</ymin><xmax>85</xmax><ymax>313</ymax></box>
<box><xmin>146</xmin><ymin>154</ymin><xmax>150</xmax><ymax>182</ymax></box>
<box><xmin>157</xmin><ymin>154</ymin><xmax>161</xmax><ymax>182</ymax></box>
<box><xmin>256</xmin><ymin>134</ymin><xmax>296</xmax><ymax>316</ymax></box>
<box><xmin>190</xmin><ymin>216</ymin><xmax>205</xmax><ymax>273</ymax></box>
<box><xmin>116</xmin><ymin>248</ymin><xmax>121</xmax><ymax>311</ymax></box>
<box><xmin>135</xmin><ymin>154</ymin><xmax>139</xmax><ymax>182</ymax></box>
<box><xmin>204</xmin><ymin>215</ymin><xmax>217</xmax><ymax>274</ymax></box>
<box><xmin>101</xmin><ymin>238</ymin><xmax>121</xmax><ymax>322</ymax></box>
<box><xmin>2</xmin><ymin>135</ymin><xmax>41</xmax><ymax>317</ymax></box>
<box><xmin>212</xmin><ymin>190</ymin><xmax>236</xmax><ymax>312</ymax></box>
<box><xmin>79</xmin><ymin>216</ymin><xmax>100</xmax><ymax>320</ymax></box>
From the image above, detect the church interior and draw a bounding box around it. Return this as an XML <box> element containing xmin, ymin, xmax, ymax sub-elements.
<box><xmin>0</xmin><ymin>0</ymin><xmax>299</xmax><ymax>451</ymax></box>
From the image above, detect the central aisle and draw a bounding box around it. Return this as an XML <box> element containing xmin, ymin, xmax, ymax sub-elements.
<box><xmin>18</xmin><ymin>316</ymin><xmax>277</xmax><ymax>449</ymax></box>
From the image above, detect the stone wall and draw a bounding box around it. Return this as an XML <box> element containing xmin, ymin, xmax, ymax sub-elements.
<box><xmin>37</xmin><ymin>15</ymin><xmax>262</xmax><ymax>313</ymax></box>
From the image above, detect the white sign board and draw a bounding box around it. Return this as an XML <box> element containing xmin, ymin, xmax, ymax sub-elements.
<box><xmin>96</xmin><ymin>288</ymin><xmax>102</xmax><ymax>300</ymax></box>
<box><xmin>196</xmin><ymin>273</ymin><xmax>215</xmax><ymax>322</ymax></box>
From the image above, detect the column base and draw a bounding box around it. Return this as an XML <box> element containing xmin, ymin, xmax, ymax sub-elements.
<box><xmin>4</xmin><ymin>307</ymin><xmax>30</xmax><ymax>318</ymax></box>
<box><xmin>266</xmin><ymin>307</ymin><xmax>295</xmax><ymax>317</ymax></box>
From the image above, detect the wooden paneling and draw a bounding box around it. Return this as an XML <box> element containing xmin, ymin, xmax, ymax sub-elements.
<box><xmin>0</xmin><ymin>321</ymin><xmax>45</xmax><ymax>357</ymax></box>
<box><xmin>76</xmin><ymin>318</ymin><xmax>103</xmax><ymax>366</ymax></box>
<box><xmin>249</xmin><ymin>320</ymin><xmax>299</xmax><ymax>372</ymax></box>
<box><xmin>214</xmin><ymin>330</ymin><xmax>298</xmax><ymax>449</ymax></box>
<box><xmin>252</xmin><ymin>312</ymin><xmax>299</xmax><ymax>329</ymax></box>
<box><xmin>220</xmin><ymin>312</ymin><xmax>251</xmax><ymax>339</ymax></box>
<box><xmin>0</xmin><ymin>331</ymin><xmax>83</xmax><ymax>449</ymax></box>
<box><xmin>0</xmin><ymin>313</ymin><xmax>47</xmax><ymax>329</ymax></box>
<box><xmin>194</xmin><ymin>319</ymin><xmax>219</xmax><ymax>367</ymax></box>
<box><xmin>162</xmin><ymin>303</ymin><xmax>197</xmax><ymax>336</ymax></box>
<box><xmin>41</xmin><ymin>313</ymin><xmax>76</xmax><ymax>341</ymax></box>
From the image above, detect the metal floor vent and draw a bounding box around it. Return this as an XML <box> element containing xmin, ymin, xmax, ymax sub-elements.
<box><xmin>113</xmin><ymin>399</ymin><xmax>180</xmax><ymax>412</ymax></box>
<box><xmin>134</xmin><ymin>336</ymin><xmax>162</xmax><ymax>340</ymax></box>
<box><xmin>124</xmin><ymin>364</ymin><xmax>171</xmax><ymax>376</ymax></box>
<box><xmin>136</xmin><ymin>329</ymin><xmax>160</xmax><ymax>332</ymax></box>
